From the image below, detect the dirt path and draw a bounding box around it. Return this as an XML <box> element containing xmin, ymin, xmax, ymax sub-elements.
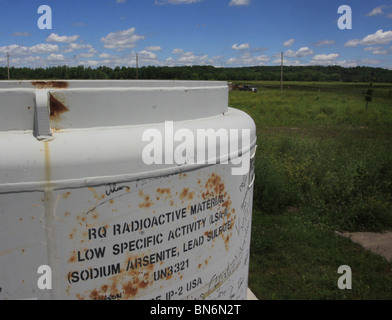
<box><xmin>336</xmin><ymin>231</ymin><xmax>392</xmax><ymax>261</ymax></box>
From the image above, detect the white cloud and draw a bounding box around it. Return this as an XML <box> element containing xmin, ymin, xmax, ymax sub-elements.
<box><xmin>344</xmin><ymin>39</ymin><xmax>361</xmax><ymax>47</ymax></box>
<box><xmin>283</xmin><ymin>38</ymin><xmax>295</xmax><ymax>47</ymax></box>
<box><xmin>363</xmin><ymin>46</ymin><xmax>389</xmax><ymax>55</ymax></box>
<box><xmin>296</xmin><ymin>47</ymin><xmax>313</xmax><ymax>57</ymax></box>
<box><xmin>177</xmin><ymin>51</ymin><xmax>208</xmax><ymax>64</ymax></box>
<box><xmin>8</xmin><ymin>55</ymin><xmax>42</xmax><ymax>67</ymax></box>
<box><xmin>366</xmin><ymin>5</ymin><xmax>386</xmax><ymax>17</ymax></box>
<box><xmin>101</xmin><ymin>27</ymin><xmax>145</xmax><ymax>50</ymax></box>
<box><xmin>360</xmin><ymin>29</ymin><xmax>392</xmax><ymax>45</ymax></box>
<box><xmin>145</xmin><ymin>46</ymin><xmax>162</xmax><ymax>51</ymax></box>
<box><xmin>335</xmin><ymin>59</ymin><xmax>381</xmax><ymax>67</ymax></box>
<box><xmin>284</xmin><ymin>50</ymin><xmax>295</xmax><ymax>58</ymax></box>
<box><xmin>99</xmin><ymin>53</ymin><xmax>111</xmax><ymax>59</ymax></box>
<box><xmin>0</xmin><ymin>44</ymin><xmax>29</xmax><ymax>55</ymax></box>
<box><xmin>166</xmin><ymin>48</ymin><xmax>220</xmax><ymax>66</ymax></box>
<box><xmin>172</xmin><ymin>48</ymin><xmax>184</xmax><ymax>54</ymax></box>
<box><xmin>364</xmin><ymin>46</ymin><xmax>382</xmax><ymax>51</ymax></box>
<box><xmin>229</xmin><ymin>0</ymin><xmax>250</xmax><ymax>6</ymax></box>
<box><xmin>77</xmin><ymin>48</ymin><xmax>98</xmax><ymax>58</ymax></box>
<box><xmin>372</xmin><ymin>49</ymin><xmax>388</xmax><ymax>55</ymax></box>
<box><xmin>99</xmin><ymin>54</ymin><xmax>137</xmax><ymax>67</ymax></box>
<box><xmin>231</xmin><ymin>43</ymin><xmax>250</xmax><ymax>50</ymax></box>
<box><xmin>47</xmin><ymin>54</ymin><xmax>65</xmax><ymax>61</ymax></box>
<box><xmin>315</xmin><ymin>39</ymin><xmax>335</xmax><ymax>47</ymax></box>
<box><xmin>0</xmin><ymin>44</ymin><xmax>59</xmax><ymax>56</ymax></box>
<box><xmin>12</xmin><ymin>32</ymin><xmax>31</xmax><ymax>37</ymax></box>
<box><xmin>46</xmin><ymin>33</ymin><xmax>79</xmax><ymax>43</ymax></box>
<box><xmin>345</xmin><ymin>29</ymin><xmax>392</xmax><ymax>47</ymax></box>
<box><xmin>227</xmin><ymin>51</ymin><xmax>269</xmax><ymax>66</ymax></box>
<box><xmin>95</xmin><ymin>50</ymin><xmax>162</xmax><ymax>67</ymax></box>
<box><xmin>83</xmin><ymin>60</ymin><xmax>100</xmax><ymax>66</ymax></box>
<box><xmin>62</xmin><ymin>43</ymin><xmax>93</xmax><ymax>53</ymax></box>
<box><xmin>274</xmin><ymin>57</ymin><xmax>303</xmax><ymax>66</ymax></box>
<box><xmin>310</xmin><ymin>53</ymin><xmax>339</xmax><ymax>65</ymax></box>
<box><xmin>72</xmin><ymin>22</ymin><xmax>87</xmax><ymax>27</ymax></box>
<box><xmin>138</xmin><ymin>50</ymin><xmax>158</xmax><ymax>60</ymax></box>
<box><xmin>155</xmin><ymin>0</ymin><xmax>203</xmax><ymax>4</ymax></box>
<box><xmin>285</xmin><ymin>47</ymin><xmax>313</xmax><ymax>58</ymax></box>
<box><xmin>312</xmin><ymin>53</ymin><xmax>339</xmax><ymax>61</ymax></box>
<box><xmin>30</xmin><ymin>44</ymin><xmax>59</xmax><ymax>54</ymax></box>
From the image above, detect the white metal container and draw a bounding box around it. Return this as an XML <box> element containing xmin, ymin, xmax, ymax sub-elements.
<box><xmin>0</xmin><ymin>80</ymin><xmax>256</xmax><ymax>300</ymax></box>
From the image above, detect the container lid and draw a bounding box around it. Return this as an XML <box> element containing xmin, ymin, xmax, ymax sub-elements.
<box><xmin>0</xmin><ymin>80</ymin><xmax>228</xmax><ymax>138</ymax></box>
<box><xmin>0</xmin><ymin>80</ymin><xmax>256</xmax><ymax>192</ymax></box>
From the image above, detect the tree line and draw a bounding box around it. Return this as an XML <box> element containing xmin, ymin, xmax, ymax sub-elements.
<box><xmin>1</xmin><ymin>65</ymin><xmax>391</xmax><ymax>83</ymax></box>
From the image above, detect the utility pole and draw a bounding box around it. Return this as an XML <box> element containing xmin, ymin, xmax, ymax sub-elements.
<box><xmin>136</xmin><ymin>53</ymin><xmax>139</xmax><ymax>80</ymax></box>
<box><xmin>7</xmin><ymin>52</ymin><xmax>10</xmax><ymax>80</ymax></box>
<box><xmin>280</xmin><ymin>51</ymin><xmax>283</xmax><ymax>91</ymax></box>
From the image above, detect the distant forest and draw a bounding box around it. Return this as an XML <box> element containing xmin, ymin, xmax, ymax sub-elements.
<box><xmin>1</xmin><ymin>65</ymin><xmax>392</xmax><ymax>83</ymax></box>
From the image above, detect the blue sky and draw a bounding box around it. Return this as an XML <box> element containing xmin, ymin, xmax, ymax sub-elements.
<box><xmin>0</xmin><ymin>0</ymin><xmax>391</xmax><ymax>69</ymax></box>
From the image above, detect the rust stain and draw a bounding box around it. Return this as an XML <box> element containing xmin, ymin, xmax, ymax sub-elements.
<box><xmin>49</xmin><ymin>93</ymin><xmax>69</xmax><ymax>121</ymax></box>
<box><xmin>205</xmin><ymin>172</ymin><xmax>226</xmax><ymax>196</ymax></box>
<box><xmin>88</xmin><ymin>187</ymin><xmax>105</xmax><ymax>201</ymax></box>
<box><xmin>32</xmin><ymin>80</ymin><xmax>69</xmax><ymax>89</ymax></box>
<box><xmin>156</xmin><ymin>188</ymin><xmax>172</xmax><ymax>202</ymax></box>
<box><xmin>92</xmin><ymin>212</ymin><xmax>99</xmax><ymax>220</ymax></box>
<box><xmin>179</xmin><ymin>188</ymin><xmax>195</xmax><ymax>201</ymax></box>
<box><xmin>62</xmin><ymin>192</ymin><xmax>71</xmax><ymax>199</ymax></box>
<box><xmin>138</xmin><ymin>190</ymin><xmax>154</xmax><ymax>208</ymax></box>
<box><xmin>199</xmin><ymin>173</ymin><xmax>235</xmax><ymax>252</ymax></box>
<box><xmin>69</xmin><ymin>228</ymin><xmax>77</xmax><ymax>240</ymax></box>
<box><xmin>76</xmin><ymin>253</ymin><xmax>155</xmax><ymax>300</ymax></box>
<box><xmin>122</xmin><ymin>281</ymin><xmax>139</xmax><ymax>297</ymax></box>
<box><xmin>156</xmin><ymin>188</ymin><xmax>171</xmax><ymax>196</ymax></box>
<box><xmin>68</xmin><ymin>251</ymin><xmax>77</xmax><ymax>263</ymax></box>
<box><xmin>222</xmin><ymin>198</ymin><xmax>232</xmax><ymax>208</ymax></box>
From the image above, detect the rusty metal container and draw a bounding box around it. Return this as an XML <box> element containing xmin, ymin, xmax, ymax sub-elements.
<box><xmin>0</xmin><ymin>80</ymin><xmax>256</xmax><ymax>300</ymax></box>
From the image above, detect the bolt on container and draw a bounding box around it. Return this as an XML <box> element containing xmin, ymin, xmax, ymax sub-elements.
<box><xmin>0</xmin><ymin>80</ymin><xmax>257</xmax><ymax>300</ymax></box>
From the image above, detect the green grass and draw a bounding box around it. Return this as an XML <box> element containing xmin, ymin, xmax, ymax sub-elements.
<box><xmin>250</xmin><ymin>211</ymin><xmax>392</xmax><ymax>300</ymax></box>
<box><xmin>230</xmin><ymin>81</ymin><xmax>392</xmax><ymax>130</ymax></box>
<box><xmin>229</xmin><ymin>81</ymin><xmax>392</xmax><ymax>299</ymax></box>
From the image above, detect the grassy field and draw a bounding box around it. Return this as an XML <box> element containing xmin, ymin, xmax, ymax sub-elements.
<box><xmin>229</xmin><ymin>81</ymin><xmax>392</xmax><ymax>299</ymax></box>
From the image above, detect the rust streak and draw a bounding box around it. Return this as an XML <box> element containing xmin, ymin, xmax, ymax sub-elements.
<box><xmin>49</xmin><ymin>93</ymin><xmax>69</xmax><ymax>121</ymax></box>
<box><xmin>32</xmin><ymin>80</ymin><xmax>69</xmax><ymax>89</ymax></box>
<box><xmin>43</xmin><ymin>141</ymin><xmax>51</xmax><ymax>182</ymax></box>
